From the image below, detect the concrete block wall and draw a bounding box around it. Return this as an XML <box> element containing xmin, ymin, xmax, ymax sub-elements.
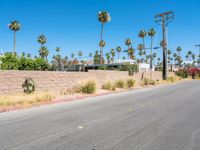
<box><xmin>0</xmin><ymin>70</ymin><xmax>171</xmax><ymax>95</ymax></box>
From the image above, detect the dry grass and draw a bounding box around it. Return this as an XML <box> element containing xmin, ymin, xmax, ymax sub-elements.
<box><xmin>0</xmin><ymin>92</ymin><xmax>54</xmax><ymax>109</ymax></box>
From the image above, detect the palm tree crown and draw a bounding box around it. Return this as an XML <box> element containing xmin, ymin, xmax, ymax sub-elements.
<box><xmin>8</xmin><ymin>21</ymin><xmax>21</xmax><ymax>31</ymax></box>
<box><xmin>38</xmin><ymin>35</ymin><xmax>47</xmax><ymax>46</ymax></box>
<box><xmin>125</xmin><ymin>39</ymin><xmax>132</xmax><ymax>48</ymax></box>
<box><xmin>138</xmin><ymin>30</ymin><xmax>147</xmax><ymax>39</ymax></box>
<box><xmin>98</xmin><ymin>11</ymin><xmax>111</xmax><ymax>23</ymax></box>
<box><xmin>148</xmin><ymin>28</ymin><xmax>156</xmax><ymax>37</ymax></box>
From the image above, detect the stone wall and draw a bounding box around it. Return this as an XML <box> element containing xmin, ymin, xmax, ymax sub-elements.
<box><xmin>0</xmin><ymin>70</ymin><xmax>173</xmax><ymax>95</ymax></box>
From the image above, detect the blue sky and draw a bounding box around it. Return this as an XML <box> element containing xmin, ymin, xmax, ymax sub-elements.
<box><xmin>0</xmin><ymin>0</ymin><xmax>200</xmax><ymax>60</ymax></box>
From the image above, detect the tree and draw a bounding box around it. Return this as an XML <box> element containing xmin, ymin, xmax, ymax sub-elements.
<box><xmin>93</xmin><ymin>50</ymin><xmax>100</xmax><ymax>64</ymax></box>
<box><xmin>153</xmin><ymin>53</ymin><xmax>157</xmax><ymax>66</ymax></box>
<box><xmin>98</xmin><ymin>11</ymin><xmax>111</xmax><ymax>64</ymax></box>
<box><xmin>187</xmin><ymin>50</ymin><xmax>192</xmax><ymax>62</ymax></box>
<box><xmin>128</xmin><ymin>48</ymin><xmax>135</xmax><ymax>60</ymax></box>
<box><xmin>116</xmin><ymin>46</ymin><xmax>122</xmax><ymax>60</ymax></box>
<box><xmin>157</xmin><ymin>57</ymin><xmax>161</xmax><ymax>65</ymax></box>
<box><xmin>38</xmin><ymin>35</ymin><xmax>47</xmax><ymax>48</ymax></box>
<box><xmin>192</xmin><ymin>54</ymin><xmax>196</xmax><ymax>64</ymax></box>
<box><xmin>8</xmin><ymin>21</ymin><xmax>21</xmax><ymax>52</ymax></box>
<box><xmin>71</xmin><ymin>53</ymin><xmax>75</xmax><ymax>59</ymax></box>
<box><xmin>110</xmin><ymin>49</ymin><xmax>115</xmax><ymax>63</ymax></box>
<box><xmin>176</xmin><ymin>47</ymin><xmax>182</xmax><ymax>67</ymax></box>
<box><xmin>89</xmin><ymin>53</ymin><xmax>93</xmax><ymax>62</ymax></box>
<box><xmin>106</xmin><ymin>53</ymin><xmax>110</xmax><ymax>64</ymax></box>
<box><xmin>39</xmin><ymin>46</ymin><xmax>49</xmax><ymax>59</ymax></box>
<box><xmin>125</xmin><ymin>39</ymin><xmax>132</xmax><ymax>58</ymax></box>
<box><xmin>78</xmin><ymin>51</ymin><xmax>83</xmax><ymax>62</ymax></box>
<box><xmin>148</xmin><ymin>28</ymin><xmax>156</xmax><ymax>69</ymax></box>
<box><xmin>138</xmin><ymin>30</ymin><xmax>147</xmax><ymax>52</ymax></box>
<box><xmin>55</xmin><ymin>47</ymin><xmax>61</xmax><ymax>53</ymax></box>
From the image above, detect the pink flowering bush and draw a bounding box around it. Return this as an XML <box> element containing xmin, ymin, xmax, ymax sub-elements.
<box><xmin>188</xmin><ymin>68</ymin><xmax>200</xmax><ymax>79</ymax></box>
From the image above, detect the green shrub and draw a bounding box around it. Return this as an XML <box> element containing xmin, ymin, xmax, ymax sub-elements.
<box><xmin>22</xmin><ymin>78</ymin><xmax>35</xmax><ymax>94</ymax></box>
<box><xmin>127</xmin><ymin>79</ymin><xmax>136</xmax><ymax>88</ymax></box>
<box><xmin>175</xmin><ymin>69</ymin><xmax>188</xmax><ymax>78</ymax></box>
<box><xmin>80</xmin><ymin>80</ymin><xmax>96</xmax><ymax>94</ymax></box>
<box><xmin>102</xmin><ymin>82</ymin><xmax>112</xmax><ymax>90</ymax></box>
<box><xmin>115</xmin><ymin>80</ymin><xmax>126</xmax><ymax>88</ymax></box>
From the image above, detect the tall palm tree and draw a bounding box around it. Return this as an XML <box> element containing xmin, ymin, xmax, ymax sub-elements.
<box><xmin>89</xmin><ymin>52</ymin><xmax>93</xmax><ymax>62</ymax></box>
<box><xmin>106</xmin><ymin>53</ymin><xmax>110</xmax><ymax>64</ymax></box>
<box><xmin>78</xmin><ymin>51</ymin><xmax>83</xmax><ymax>61</ymax></box>
<box><xmin>148</xmin><ymin>28</ymin><xmax>156</xmax><ymax>69</ymax></box>
<box><xmin>55</xmin><ymin>47</ymin><xmax>61</xmax><ymax>53</ymax></box>
<box><xmin>98</xmin><ymin>11</ymin><xmax>111</xmax><ymax>64</ymax></box>
<box><xmin>116</xmin><ymin>46</ymin><xmax>122</xmax><ymax>60</ymax></box>
<box><xmin>39</xmin><ymin>46</ymin><xmax>49</xmax><ymax>59</ymax></box>
<box><xmin>8</xmin><ymin>21</ymin><xmax>21</xmax><ymax>52</ymax></box>
<box><xmin>153</xmin><ymin>53</ymin><xmax>157</xmax><ymax>66</ymax></box>
<box><xmin>187</xmin><ymin>50</ymin><xmax>192</xmax><ymax>62</ymax></box>
<box><xmin>71</xmin><ymin>53</ymin><xmax>75</xmax><ymax>60</ymax></box>
<box><xmin>110</xmin><ymin>49</ymin><xmax>115</xmax><ymax>63</ymax></box>
<box><xmin>128</xmin><ymin>47</ymin><xmax>135</xmax><ymax>60</ymax></box>
<box><xmin>176</xmin><ymin>47</ymin><xmax>182</xmax><ymax>67</ymax></box>
<box><xmin>138</xmin><ymin>30</ymin><xmax>147</xmax><ymax>52</ymax></box>
<box><xmin>192</xmin><ymin>54</ymin><xmax>196</xmax><ymax>64</ymax></box>
<box><xmin>185</xmin><ymin>55</ymin><xmax>189</xmax><ymax>63</ymax></box>
<box><xmin>38</xmin><ymin>35</ymin><xmax>47</xmax><ymax>48</ymax></box>
<box><xmin>125</xmin><ymin>38</ymin><xmax>132</xmax><ymax>48</ymax></box>
<box><xmin>157</xmin><ymin>57</ymin><xmax>161</xmax><ymax>65</ymax></box>
<box><xmin>125</xmin><ymin>39</ymin><xmax>132</xmax><ymax>58</ymax></box>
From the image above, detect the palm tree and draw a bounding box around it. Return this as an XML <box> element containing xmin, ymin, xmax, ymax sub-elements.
<box><xmin>185</xmin><ymin>55</ymin><xmax>189</xmax><ymax>61</ymax></box>
<box><xmin>187</xmin><ymin>50</ymin><xmax>192</xmax><ymax>62</ymax></box>
<box><xmin>125</xmin><ymin>39</ymin><xmax>132</xmax><ymax>58</ymax></box>
<box><xmin>138</xmin><ymin>30</ymin><xmax>147</xmax><ymax>51</ymax></box>
<box><xmin>176</xmin><ymin>47</ymin><xmax>182</xmax><ymax>67</ymax></box>
<box><xmin>39</xmin><ymin>46</ymin><xmax>49</xmax><ymax>59</ymax></box>
<box><xmin>110</xmin><ymin>49</ymin><xmax>115</xmax><ymax>63</ymax></box>
<box><xmin>153</xmin><ymin>53</ymin><xmax>157</xmax><ymax>66</ymax></box>
<box><xmin>106</xmin><ymin>53</ymin><xmax>110</xmax><ymax>64</ymax></box>
<box><xmin>128</xmin><ymin>48</ymin><xmax>135</xmax><ymax>60</ymax></box>
<box><xmin>116</xmin><ymin>46</ymin><xmax>122</xmax><ymax>60</ymax></box>
<box><xmin>89</xmin><ymin>53</ymin><xmax>93</xmax><ymax>62</ymax></box>
<box><xmin>55</xmin><ymin>47</ymin><xmax>61</xmax><ymax>53</ymax></box>
<box><xmin>138</xmin><ymin>50</ymin><xmax>143</xmax><ymax>61</ymax></box>
<box><xmin>192</xmin><ymin>54</ymin><xmax>196</xmax><ymax>64</ymax></box>
<box><xmin>125</xmin><ymin>38</ymin><xmax>132</xmax><ymax>48</ymax></box>
<box><xmin>78</xmin><ymin>51</ymin><xmax>83</xmax><ymax>61</ymax></box>
<box><xmin>38</xmin><ymin>35</ymin><xmax>47</xmax><ymax>48</ymax></box>
<box><xmin>148</xmin><ymin>28</ymin><xmax>156</xmax><ymax>69</ymax></box>
<box><xmin>71</xmin><ymin>53</ymin><xmax>75</xmax><ymax>60</ymax></box>
<box><xmin>157</xmin><ymin>57</ymin><xmax>161</xmax><ymax>65</ymax></box>
<box><xmin>8</xmin><ymin>21</ymin><xmax>21</xmax><ymax>52</ymax></box>
<box><xmin>98</xmin><ymin>11</ymin><xmax>111</xmax><ymax>64</ymax></box>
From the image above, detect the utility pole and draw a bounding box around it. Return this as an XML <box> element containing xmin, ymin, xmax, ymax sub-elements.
<box><xmin>195</xmin><ymin>44</ymin><xmax>200</xmax><ymax>68</ymax></box>
<box><xmin>155</xmin><ymin>11</ymin><xmax>174</xmax><ymax>80</ymax></box>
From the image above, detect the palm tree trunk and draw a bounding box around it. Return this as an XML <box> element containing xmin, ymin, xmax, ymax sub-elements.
<box><xmin>100</xmin><ymin>23</ymin><xmax>104</xmax><ymax>64</ymax></box>
<box><xmin>118</xmin><ymin>52</ymin><xmax>120</xmax><ymax>60</ymax></box>
<box><xmin>150</xmin><ymin>37</ymin><xmax>153</xmax><ymax>79</ymax></box>
<box><xmin>14</xmin><ymin>31</ymin><xmax>16</xmax><ymax>53</ymax></box>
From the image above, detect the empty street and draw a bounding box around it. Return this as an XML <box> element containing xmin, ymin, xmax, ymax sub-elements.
<box><xmin>0</xmin><ymin>80</ymin><xmax>200</xmax><ymax>150</ymax></box>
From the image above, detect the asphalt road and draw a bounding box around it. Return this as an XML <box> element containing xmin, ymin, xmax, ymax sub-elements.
<box><xmin>0</xmin><ymin>80</ymin><xmax>200</xmax><ymax>150</ymax></box>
